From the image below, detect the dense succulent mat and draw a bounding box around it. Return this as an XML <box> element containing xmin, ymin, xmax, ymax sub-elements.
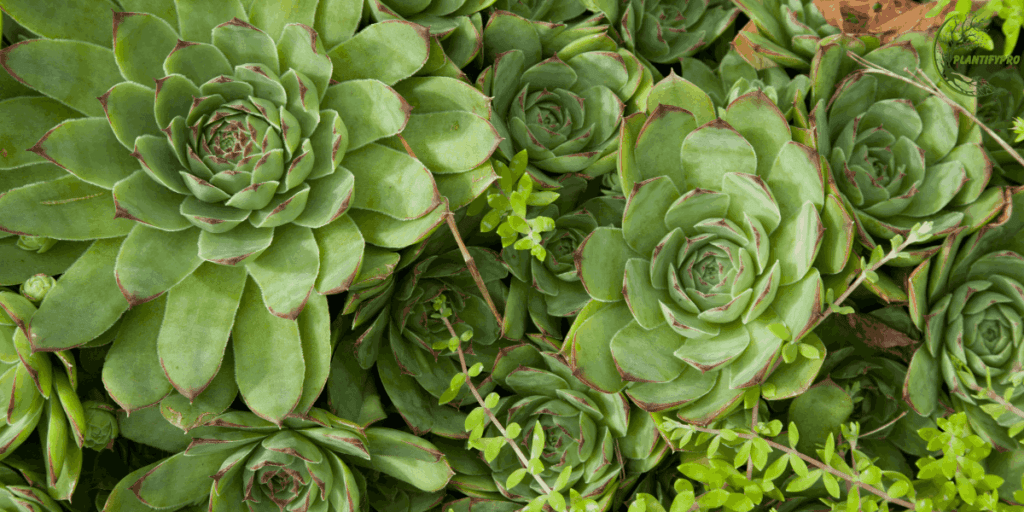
<box><xmin>1</xmin><ymin>0</ymin><xmax>1024</xmax><ymax>511</ymax></box>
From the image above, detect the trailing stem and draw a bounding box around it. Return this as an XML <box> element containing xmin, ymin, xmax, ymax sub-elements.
<box><xmin>689</xmin><ymin>425</ymin><xmax>917</xmax><ymax>510</ymax></box>
<box><xmin>444</xmin><ymin>210</ymin><xmax>505</xmax><ymax>330</ymax></box>
<box><xmin>437</xmin><ymin>312</ymin><xmax>552</xmax><ymax>495</ymax></box>
<box><xmin>846</xmin><ymin>51</ymin><xmax>1024</xmax><ymax>170</ymax></box>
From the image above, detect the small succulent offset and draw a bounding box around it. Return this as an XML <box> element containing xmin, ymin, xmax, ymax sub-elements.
<box><xmin>501</xmin><ymin>194</ymin><xmax>617</xmax><ymax>342</ymax></box>
<box><xmin>731</xmin><ymin>0</ymin><xmax>842</xmax><ymax>70</ymax></box>
<box><xmin>680</xmin><ymin>48</ymin><xmax>811</xmax><ymax>125</ymax></box>
<box><xmin>813</xmin><ymin>33</ymin><xmax>1003</xmax><ymax>268</ymax></box>
<box><xmin>566</xmin><ymin>75</ymin><xmax>852</xmax><ymax>425</ymax></box>
<box><xmin>103</xmin><ymin>409</ymin><xmax>454</xmax><ymax>511</ymax></box>
<box><xmin>0</xmin><ymin>2</ymin><xmax>501</xmax><ymax>426</ymax></box>
<box><xmin>81</xmin><ymin>401</ymin><xmax>118</xmax><ymax>452</ymax></box>
<box><xmin>905</xmin><ymin>187</ymin><xmax>1024</xmax><ymax>450</ymax></box>
<box><xmin>589</xmin><ymin>0</ymin><xmax>739</xmax><ymax>75</ymax></box>
<box><xmin>477</xmin><ymin>11</ymin><xmax>652</xmax><ymax>180</ymax></box>
<box><xmin>366</xmin><ymin>0</ymin><xmax>493</xmax><ymax>68</ymax></box>
<box><xmin>18</xmin><ymin>274</ymin><xmax>54</xmax><ymax>303</ymax></box>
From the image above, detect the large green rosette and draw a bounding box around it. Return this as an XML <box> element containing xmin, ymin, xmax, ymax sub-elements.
<box><xmin>102</xmin><ymin>409</ymin><xmax>453</xmax><ymax>512</ymax></box>
<box><xmin>0</xmin><ymin>1</ymin><xmax>500</xmax><ymax>426</ymax></box>
<box><xmin>905</xmin><ymin>187</ymin><xmax>1024</xmax><ymax>450</ymax></box>
<box><xmin>567</xmin><ymin>75</ymin><xmax>853</xmax><ymax>425</ymax></box>
<box><xmin>477</xmin><ymin>11</ymin><xmax>652</xmax><ymax>183</ymax></box>
<box><xmin>812</xmin><ymin>33</ymin><xmax>1004</xmax><ymax>271</ymax></box>
<box><xmin>440</xmin><ymin>344</ymin><xmax>666</xmax><ymax>511</ymax></box>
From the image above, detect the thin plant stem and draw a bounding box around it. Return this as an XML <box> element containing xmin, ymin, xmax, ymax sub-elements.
<box><xmin>439</xmin><ymin>314</ymin><xmax>552</xmax><ymax>495</ymax></box>
<box><xmin>846</xmin><ymin>51</ymin><xmax>1024</xmax><ymax>170</ymax></box>
<box><xmin>747</xmin><ymin>400</ymin><xmax>759</xmax><ymax>481</ymax></box>
<box><xmin>690</xmin><ymin>426</ymin><xmax>916</xmax><ymax>510</ymax></box>
<box><xmin>968</xmin><ymin>382</ymin><xmax>1024</xmax><ymax>420</ymax></box>
<box><xmin>444</xmin><ymin>210</ymin><xmax>505</xmax><ymax>330</ymax></box>
<box><xmin>808</xmin><ymin>229</ymin><xmax>923</xmax><ymax>333</ymax></box>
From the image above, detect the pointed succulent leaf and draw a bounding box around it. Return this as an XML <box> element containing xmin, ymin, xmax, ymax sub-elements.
<box><xmin>157</xmin><ymin>263</ymin><xmax>247</xmax><ymax>400</ymax></box>
<box><xmin>232</xmin><ymin>278</ymin><xmax>305</xmax><ymax>425</ymax></box>
<box><xmin>102</xmin><ymin>296</ymin><xmax>175</xmax><ymax>412</ymax></box>
<box><xmin>0</xmin><ymin>97</ymin><xmax>83</xmax><ymax>169</ymax></box>
<box><xmin>247</xmin><ymin>224</ymin><xmax>320</xmax><ymax>319</ymax></box>
<box><xmin>328</xmin><ymin>21</ymin><xmax>431</xmax><ymax>85</ymax></box>
<box><xmin>30</xmin><ymin>238</ymin><xmax>128</xmax><ymax>351</ymax></box>
<box><xmin>0</xmin><ymin>176</ymin><xmax>134</xmax><ymax>240</ymax></box>
<box><xmin>112</xmin><ymin>12</ymin><xmax>179</xmax><ymax>85</ymax></box>
<box><xmin>322</xmin><ymin>80</ymin><xmax>411</xmax><ymax>151</ymax></box>
<box><xmin>0</xmin><ymin>39</ymin><xmax>120</xmax><ymax>117</ymax></box>
<box><xmin>115</xmin><ymin>225</ymin><xmax>202</xmax><ymax>306</ymax></box>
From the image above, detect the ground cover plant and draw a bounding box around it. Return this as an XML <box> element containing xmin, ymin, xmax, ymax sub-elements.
<box><xmin>2</xmin><ymin>0</ymin><xmax>1024</xmax><ymax>511</ymax></box>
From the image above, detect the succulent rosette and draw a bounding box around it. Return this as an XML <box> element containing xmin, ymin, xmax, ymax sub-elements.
<box><xmin>81</xmin><ymin>401</ymin><xmax>118</xmax><ymax>452</ymax></box>
<box><xmin>0</xmin><ymin>289</ymin><xmax>86</xmax><ymax>500</ymax></box>
<box><xmin>477</xmin><ymin>11</ymin><xmax>652</xmax><ymax>181</ymax></box>
<box><xmin>731</xmin><ymin>0</ymin><xmax>842</xmax><ymax>70</ymax></box>
<box><xmin>104</xmin><ymin>408</ymin><xmax>454</xmax><ymax>511</ymax></box>
<box><xmin>592</xmin><ymin>0</ymin><xmax>739</xmax><ymax>73</ymax></box>
<box><xmin>681</xmin><ymin>49</ymin><xmax>811</xmax><ymax>125</ymax></box>
<box><xmin>444</xmin><ymin>344</ymin><xmax>666</xmax><ymax>509</ymax></box>
<box><xmin>329</xmin><ymin>244</ymin><xmax>509</xmax><ymax>438</ymax></box>
<box><xmin>367</xmin><ymin>0</ymin><xmax>492</xmax><ymax>69</ymax></box>
<box><xmin>812</xmin><ymin>34</ymin><xmax>1005</xmax><ymax>268</ymax></box>
<box><xmin>905</xmin><ymin>188</ymin><xmax>1024</xmax><ymax>450</ymax></box>
<box><xmin>0</xmin><ymin>2</ymin><xmax>500</xmax><ymax>426</ymax></box>
<box><xmin>567</xmin><ymin>76</ymin><xmax>853</xmax><ymax>425</ymax></box>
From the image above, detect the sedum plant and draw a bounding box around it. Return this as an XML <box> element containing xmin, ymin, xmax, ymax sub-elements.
<box><xmin>103</xmin><ymin>409</ymin><xmax>454</xmax><ymax>511</ymax></box>
<box><xmin>566</xmin><ymin>75</ymin><xmax>853</xmax><ymax>426</ymax></box>
<box><xmin>0</xmin><ymin>1</ymin><xmax>499</xmax><ymax>426</ymax></box>
<box><xmin>477</xmin><ymin>11</ymin><xmax>652</xmax><ymax>182</ymax></box>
